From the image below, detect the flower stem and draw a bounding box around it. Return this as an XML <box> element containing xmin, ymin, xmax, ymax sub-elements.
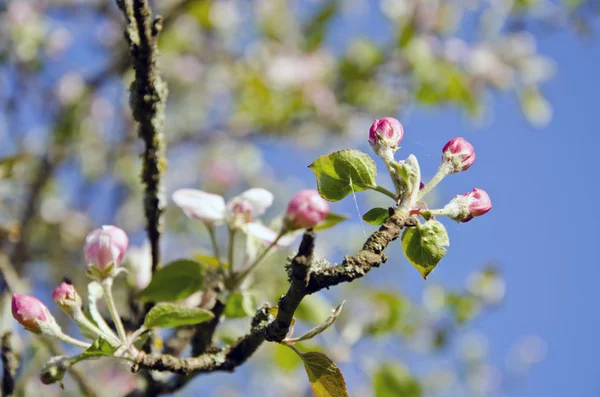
<box><xmin>56</xmin><ymin>333</ymin><xmax>91</xmax><ymax>349</ymax></box>
<box><xmin>231</xmin><ymin>234</ymin><xmax>282</xmax><ymax>292</ymax></box>
<box><xmin>88</xmin><ymin>282</ymin><xmax>120</xmax><ymax>343</ymax></box>
<box><xmin>101</xmin><ymin>278</ymin><xmax>127</xmax><ymax>345</ymax></box>
<box><xmin>206</xmin><ymin>224</ymin><xmax>223</xmax><ymax>275</ymax></box>
<box><xmin>373</xmin><ymin>185</ymin><xmax>397</xmax><ymax>200</ymax></box>
<box><xmin>127</xmin><ymin>326</ymin><xmax>148</xmax><ymax>345</ymax></box>
<box><xmin>72</xmin><ymin>309</ymin><xmax>120</xmax><ymax>347</ymax></box>
<box><xmin>419</xmin><ymin>163</ymin><xmax>450</xmax><ymax>200</ymax></box>
<box><xmin>227</xmin><ymin>227</ymin><xmax>236</xmax><ymax>277</ymax></box>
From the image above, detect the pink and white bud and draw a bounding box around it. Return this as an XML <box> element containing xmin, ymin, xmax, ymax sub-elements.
<box><xmin>52</xmin><ymin>282</ymin><xmax>82</xmax><ymax>315</ymax></box>
<box><xmin>12</xmin><ymin>294</ymin><xmax>54</xmax><ymax>334</ymax></box>
<box><xmin>369</xmin><ymin>117</ymin><xmax>405</xmax><ymax>163</ymax></box>
<box><xmin>465</xmin><ymin>188</ymin><xmax>492</xmax><ymax>220</ymax></box>
<box><xmin>285</xmin><ymin>190</ymin><xmax>329</xmax><ymax>230</ymax></box>
<box><xmin>444</xmin><ymin>188</ymin><xmax>492</xmax><ymax>222</ymax></box>
<box><xmin>369</xmin><ymin>117</ymin><xmax>404</xmax><ymax>147</ymax></box>
<box><xmin>84</xmin><ymin>225</ymin><xmax>129</xmax><ymax>273</ymax></box>
<box><xmin>442</xmin><ymin>137</ymin><xmax>476</xmax><ymax>173</ymax></box>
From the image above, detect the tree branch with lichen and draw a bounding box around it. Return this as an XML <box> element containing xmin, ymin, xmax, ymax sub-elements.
<box><xmin>116</xmin><ymin>0</ymin><xmax>168</xmax><ymax>275</ymax></box>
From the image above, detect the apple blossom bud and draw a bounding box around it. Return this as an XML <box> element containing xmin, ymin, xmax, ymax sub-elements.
<box><xmin>441</xmin><ymin>137</ymin><xmax>475</xmax><ymax>173</ymax></box>
<box><xmin>84</xmin><ymin>225</ymin><xmax>128</xmax><ymax>274</ymax></box>
<box><xmin>285</xmin><ymin>190</ymin><xmax>329</xmax><ymax>229</ymax></box>
<box><xmin>52</xmin><ymin>282</ymin><xmax>82</xmax><ymax>315</ymax></box>
<box><xmin>443</xmin><ymin>188</ymin><xmax>492</xmax><ymax>222</ymax></box>
<box><xmin>12</xmin><ymin>294</ymin><xmax>55</xmax><ymax>334</ymax></box>
<box><xmin>369</xmin><ymin>117</ymin><xmax>404</xmax><ymax>147</ymax></box>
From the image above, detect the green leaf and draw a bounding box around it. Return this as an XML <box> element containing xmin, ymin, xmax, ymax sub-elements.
<box><xmin>302</xmin><ymin>0</ymin><xmax>338</xmax><ymax>51</ymax></box>
<box><xmin>295</xmin><ymin>294</ymin><xmax>333</xmax><ymax>325</ymax></box>
<box><xmin>273</xmin><ymin>342</ymin><xmax>323</xmax><ymax>373</ymax></box>
<box><xmin>309</xmin><ymin>149</ymin><xmax>378</xmax><ymax>202</ymax></box>
<box><xmin>287</xmin><ymin>301</ymin><xmax>345</xmax><ymax>343</ymax></box>
<box><xmin>224</xmin><ymin>291</ymin><xmax>259</xmax><ymax>318</ymax></box>
<box><xmin>193</xmin><ymin>254</ymin><xmax>229</xmax><ymax>270</ymax></box>
<box><xmin>401</xmin><ymin>220</ymin><xmax>449</xmax><ymax>279</ymax></box>
<box><xmin>144</xmin><ymin>303</ymin><xmax>214</xmax><ymax>329</ymax></box>
<box><xmin>137</xmin><ymin>259</ymin><xmax>205</xmax><ymax>302</ymax></box>
<box><xmin>374</xmin><ymin>363</ymin><xmax>422</xmax><ymax>397</ymax></box>
<box><xmin>362</xmin><ymin>208</ymin><xmax>390</xmax><ymax>226</ymax></box>
<box><xmin>314</xmin><ymin>212</ymin><xmax>349</xmax><ymax>231</ymax></box>
<box><xmin>81</xmin><ymin>338</ymin><xmax>117</xmax><ymax>359</ymax></box>
<box><xmin>300</xmin><ymin>351</ymin><xmax>349</xmax><ymax>397</ymax></box>
<box><xmin>365</xmin><ymin>291</ymin><xmax>410</xmax><ymax>336</ymax></box>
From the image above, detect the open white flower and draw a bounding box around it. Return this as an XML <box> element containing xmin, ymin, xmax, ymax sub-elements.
<box><xmin>172</xmin><ymin>188</ymin><xmax>274</xmax><ymax>227</ymax></box>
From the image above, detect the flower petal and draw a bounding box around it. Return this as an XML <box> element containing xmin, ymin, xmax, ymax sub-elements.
<box><xmin>172</xmin><ymin>189</ymin><xmax>226</xmax><ymax>224</ymax></box>
<box><xmin>239</xmin><ymin>188</ymin><xmax>274</xmax><ymax>218</ymax></box>
<box><xmin>246</xmin><ymin>222</ymin><xmax>298</xmax><ymax>248</ymax></box>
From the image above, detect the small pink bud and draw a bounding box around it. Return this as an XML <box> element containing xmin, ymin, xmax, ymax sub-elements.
<box><xmin>463</xmin><ymin>188</ymin><xmax>492</xmax><ymax>222</ymax></box>
<box><xmin>84</xmin><ymin>225</ymin><xmax>129</xmax><ymax>273</ymax></box>
<box><xmin>11</xmin><ymin>294</ymin><xmax>51</xmax><ymax>333</ymax></box>
<box><xmin>369</xmin><ymin>117</ymin><xmax>404</xmax><ymax>147</ymax></box>
<box><xmin>445</xmin><ymin>188</ymin><xmax>492</xmax><ymax>222</ymax></box>
<box><xmin>419</xmin><ymin>181</ymin><xmax>425</xmax><ymax>190</ymax></box>
<box><xmin>52</xmin><ymin>282</ymin><xmax>81</xmax><ymax>314</ymax></box>
<box><xmin>285</xmin><ymin>190</ymin><xmax>329</xmax><ymax>229</ymax></box>
<box><xmin>442</xmin><ymin>137</ymin><xmax>475</xmax><ymax>173</ymax></box>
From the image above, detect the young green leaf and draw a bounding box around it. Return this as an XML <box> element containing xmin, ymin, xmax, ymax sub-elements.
<box><xmin>300</xmin><ymin>351</ymin><xmax>349</xmax><ymax>397</ymax></box>
<box><xmin>137</xmin><ymin>259</ymin><xmax>205</xmax><ymax>302</ymax></box>
<box><xmin>362</xmin><ymin>207</ymin><xmax>390</xmax><ymax>226</ymax></box>
<box><xmin>373</xmin><ymin>363</ymin><xmax>422</xmax><ymax>397</ymax></box>
<box><xmin>401</xmin><ymin>220</ymin><xmax>449</xmax><ymax>279</ymax></box>
<box><xmin>314</xmin><ymin>212</ymin><xmax>349</xmax><ymax>231</ymax></box>
<box><xmin>81</xmin><ymin>337</ymin><xmax>117</xmax><ymax>359</ymax></box>
<box><xmin>192</xmin><ymin>254</ymin><xmax>229</xmax><ymax>270</ymax></box>
<box><xmin>224</xmin><ymin>291</ymin><xmax>259</xmax><ymax>318</ymax></box>
<box><xmin>144</xmin><ymin>303</ymin><xmax>214</xmax><ymax>329</ymax></box>
<box><xmin>309</xmin><ymin>149</ymin><xmax>377</xmax><ymax>202</ymax></box>
<box><xmin>287</xmin><ymin>301</ymin><xmax>345</xmax><ymax>343</ymax></box>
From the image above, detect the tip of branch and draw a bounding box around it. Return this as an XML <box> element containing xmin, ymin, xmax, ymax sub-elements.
<box><xmin>152</xmin><ymin>16</ymin><xmax>163</xmax><ymax>37</ymax></box>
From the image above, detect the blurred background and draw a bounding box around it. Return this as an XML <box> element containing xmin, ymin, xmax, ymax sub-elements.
<box><xmin>0</xmin><ymin>0</ymin><xmax>598</xmax><ymax>396</ymax></box>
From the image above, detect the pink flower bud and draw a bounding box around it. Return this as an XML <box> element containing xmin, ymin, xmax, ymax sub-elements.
<box><xmin>285</xmin><ymin>190</ymin><xmax>329</xmax><ymax>229</ymax></box>
<box><xmin>52</xmin><ymin>282</ymin><xmax>81</xmax><ymax>314</ymax></box>
<box><xmin>444</xmin><ymin>188</ymin><xmax>492</xmax><ymax>222</ymax></box>
<box><xmin>464</xmin><ymin>188</ymin><xmax>492</xmax><ymax>221</ymax></box>
<box><xmin>11</xmin><ymin>294</ymin><xmax>51</xmax><ymax>333</ymax></box>
<box><xmin>368</xmin><ymin>117</ymin><xmax>404</xmax><ymax>147</ymax></box>
<box><xmin>442</xmin><ymin>137</ymin><xmax>475</xmax><ymax>173</ymax></box>
<box><xmin>84</xmin><ymin>225</ymin><xmax>129</xmax><ymax>272</ymax></box>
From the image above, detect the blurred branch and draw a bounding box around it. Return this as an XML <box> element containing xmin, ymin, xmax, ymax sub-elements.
<box><xmin>43</xmin><ymin>339</ymin><xmax>99</xmax><ymax>397</ymax></box>
<box><xmin>1</xmin><ymin>332</ymin><xmax>18</xmax><ymax>397</ymax></box>
<box><xmin>116</xmin><ymin>0</ymin><xmax>168</xmax><ymax>275</ymax></box>
<box><xmin>130</xmin><ymin>212</ymin><xmax>416</xmax><ymax>395</ymax></box>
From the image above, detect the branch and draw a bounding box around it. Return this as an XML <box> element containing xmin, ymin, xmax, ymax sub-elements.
<box><xmin>117</xmin><ymin>0</ymin><xmax>168</xmax><ymax>275</ymax></box>
<box><xmin>266</xmin><ymin>211</ymin><xmax>416</xmax><ymax>342</ymax></box>
<box><xmin>131</xmin><ymin>211</ymin><xmax>416</xmax><ymax>394</ymax></box>
<box><xmin>1</xmin><ymin>332</ymin><xmax>18</xmax><ymax>397</ymax></box>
